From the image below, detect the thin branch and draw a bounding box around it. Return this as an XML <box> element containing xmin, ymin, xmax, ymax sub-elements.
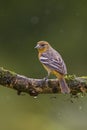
<box><xmin>0</xmin><ymin>67</ymin><xmax>87</xmax><ymax>96</ymax></box>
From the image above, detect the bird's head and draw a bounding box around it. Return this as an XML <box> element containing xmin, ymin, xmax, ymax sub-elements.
<box><xmin>35</xmin><ymin>41</ymin><xmax>50</xmax><ymax>52</ymax></box>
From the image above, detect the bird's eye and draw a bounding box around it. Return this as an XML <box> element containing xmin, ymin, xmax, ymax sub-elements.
<box><xmin>41</xmin><ymin>44</ymin><xmax>45</xmax><ymax>47</ymax></box>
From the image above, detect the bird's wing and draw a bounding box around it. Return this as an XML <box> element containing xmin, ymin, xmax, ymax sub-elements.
<box><xmin>40</xmin><ymin>51</ymin><xmax>67</xmax><ymax>75</ymax></box>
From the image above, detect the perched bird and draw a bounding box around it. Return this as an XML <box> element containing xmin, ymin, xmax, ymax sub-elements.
<box><xmin>35</xmin><ymin>41</ymin><xmax>70</xmax><ymax>94</ymax></box>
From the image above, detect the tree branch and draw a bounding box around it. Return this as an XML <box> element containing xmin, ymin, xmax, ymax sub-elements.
<box><xmin>0</xmin><ymin>67</ymin><xmax>87</xmax><ymax>96</ymax></box>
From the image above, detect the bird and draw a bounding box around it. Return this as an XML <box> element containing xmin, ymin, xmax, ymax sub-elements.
<box><xmin>35</xmin><ymin>41</ymin><xmax>70</xmax><ymax>94</ymax></box>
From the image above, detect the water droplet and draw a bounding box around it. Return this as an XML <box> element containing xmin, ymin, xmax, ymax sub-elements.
<box><xmin>34</xmin><ymin>96</ymin><xmax>37</xmax><ymax>99</ymax></box>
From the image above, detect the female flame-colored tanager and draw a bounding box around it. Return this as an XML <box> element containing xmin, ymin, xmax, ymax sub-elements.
<box><xmin>35</xmin><ymin>41</ymin><xmax>70</xmax><ymax>94</ymax></box>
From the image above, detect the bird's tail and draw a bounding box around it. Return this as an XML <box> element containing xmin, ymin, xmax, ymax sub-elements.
<box><xmin>59</xmin><ymin>78</ymin><xmax>70</xmax><ymax>94</ymax></box>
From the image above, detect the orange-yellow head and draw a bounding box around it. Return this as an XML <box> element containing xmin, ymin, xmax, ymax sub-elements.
<box><xmin>35</xmin><ymin>41</ymin><xmax>50</xmax><ymax>52</ymax></box>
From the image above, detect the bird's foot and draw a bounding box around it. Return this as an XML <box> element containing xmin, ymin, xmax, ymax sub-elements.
<box><xmin>43</xmin><ymin>76</ymin><xmax>48</xmax><ymax>81</ymax></box>
<box><xmin>43</xmin><ymin>76</ymin><xmax>49</xmax><ymax>87</ymax></box>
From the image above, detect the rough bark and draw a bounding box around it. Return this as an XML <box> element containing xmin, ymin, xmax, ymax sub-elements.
<box><xmin>0</xmin><ymin>67</ymin><xmax>87</xmax><ymax>96</ymax></box>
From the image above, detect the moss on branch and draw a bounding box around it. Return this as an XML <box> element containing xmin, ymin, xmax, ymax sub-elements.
<box><xmin>0</xmin><ymin>67</ymin><xmax>87</xmax><ymax>96</ymax></box>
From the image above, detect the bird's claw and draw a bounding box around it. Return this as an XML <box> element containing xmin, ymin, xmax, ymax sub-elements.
<box><xmin>43</xmin><ymin>77</ymin><xmax>49</xmax><ymax>86</ymax></box>
<box><xmin>43</xmin><ymin>75</ymin><xmax>49</xmax><ymax>81</ymax></box>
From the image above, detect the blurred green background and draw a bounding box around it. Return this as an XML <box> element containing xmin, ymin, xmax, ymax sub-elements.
<box><xmin>0</xmin><ymin>0</ymin><xmax>87</xmax><ymax>130</ymax></box>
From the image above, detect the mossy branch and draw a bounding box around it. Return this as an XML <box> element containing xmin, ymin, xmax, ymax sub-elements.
<box><xmin>0</xmin><ymin>67</ymin><xmax>87</xmax><ymax>96</ymax></box>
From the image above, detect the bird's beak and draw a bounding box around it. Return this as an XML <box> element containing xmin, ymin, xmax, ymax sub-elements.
<box><xmin>34</xmin><ymin>44</ymin><xmax>40</xmax><ymax>49</ymax></box>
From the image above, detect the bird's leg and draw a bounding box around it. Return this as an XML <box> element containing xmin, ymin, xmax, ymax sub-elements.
<box><xmin>42</xmin><ymin>72</ymin><xmax>50</xmax><ymax>87</ymax></box>
<box><xmin>43</xmin><ymin>72</ymin><xmax>50</xmax><ymax>81</ymax></box>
